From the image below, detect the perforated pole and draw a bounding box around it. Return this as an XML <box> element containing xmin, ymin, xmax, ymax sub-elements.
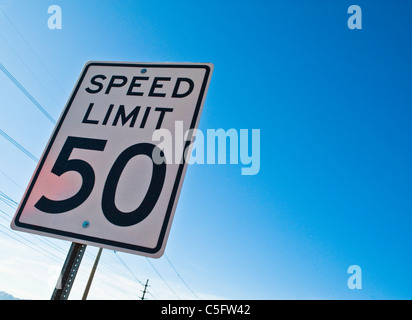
<box><xmin>51</xmin><ymin>242</ymin><xmax>86</xmax><ymax>300</ymax></box>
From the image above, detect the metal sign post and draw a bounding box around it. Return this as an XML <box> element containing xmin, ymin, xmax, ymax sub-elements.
<box><xmin>82</xmin><ymin>247</ymin><xmax>103</xmax><ymax>300</ymax></box>
<box><xmin>51</xmin><ymin>242</ymin><xmax>86</xmax><ymax>300</ymax></box>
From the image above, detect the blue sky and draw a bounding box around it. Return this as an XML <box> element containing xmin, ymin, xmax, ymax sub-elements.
<box><xmin>0</xmin><ymin>0</ymin><xmax>411</xmax><ymax>299</ymax></box>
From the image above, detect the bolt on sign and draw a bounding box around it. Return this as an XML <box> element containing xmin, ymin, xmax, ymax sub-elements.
<box><xmin>11</xmin><ymin>62</ymin><xmax>213</xmax><ymax>258</ymax></box>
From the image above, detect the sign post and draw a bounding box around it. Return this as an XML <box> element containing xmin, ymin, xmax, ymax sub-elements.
<box><xmin>81</xmin><ymin>247</ymin><xmax>103</xmax><ymax>300</ymax></box>
<box><xmin>51</xmin><ymin>242</ymin><xmax>86</xmax><ymax>300</ymax></box>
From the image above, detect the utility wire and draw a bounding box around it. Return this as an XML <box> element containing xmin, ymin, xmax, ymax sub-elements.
<box><xmin>0</xmin><ymin>7</ymin><xmax>68</xmax><ymax>96</ymax></box>
<box><xmin>113</xmin><ymin>250</ymin><xmax>144</xmax><ymax>285</ymax></box>
<box><xmin>146</xmin><ymin>257</ymin><xmax>181</xmax><ymax>300</ymax></box>
<box><xmin>0</xmin><ymin>198</ymin><xmax>16</xmax><ymax>210</ymax></box>
<box><xmin>0</xmin><ymin>190</ymin><xmax>141</xmax><ymax>297</ymax></box>
<box><xmin>0</xmin><ymin>208</ymin><xmax>67</xmax><ymax>256</ymax></box>
<box><xmin>0</xmin><ymin>192</ymin><xmax>65</xmax><ymax>260</ymax></box>
<box><xmin>0</xmin><ymin>63</ymin><xmax>56</xmax><ymax>124</ymax></box>
<box><xmin>0</xmin><ymin>169</ymin><xmax>25</xmax><ymax>191</ymax></box>
<box><xmin>0</xmin><ymin>128</ymin><xmax>39</xmax><ymax>162</ymax></box>
<box><xmin>0</xmin><ymin>222</ymin><xmax>62</xmax><ymax>264</ymax></box>
<box><xmin>0</xmin><ymin>33</ymin><xmax>62</xmax><ymax>107</ymax></box>
<box><xmin>0</xmin><ymin>191</ymin><xmax>18</xmax><ymax>206</ymax></box>
<box><xmin>165</xmin><ymin>254</ymin><xmax>201</xmax><ymax>299</ymax></box>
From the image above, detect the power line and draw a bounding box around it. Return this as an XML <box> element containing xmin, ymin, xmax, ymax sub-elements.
<box><xmin>147</xmin><ymin>291</ymin><xmax>158</xmax><ymax>300</ymax></box>
<box><xmin>0</xmin><ymin>206</ymin><xmax>128</xmax><ymax>296</ymax></box>
<box><xmin>113</xmin><ymin>250</ymin><xmax>144</xmax><ymax>285</ymax></box>
<box><xmin>1</xmin><ymin>187</ymin><xmax>186</xmax><ymax>300</ymax></box>
<box><xmin>0</xmin><ymin>222</ymin><xmax>62</xmax><ymax>264</ymax></box>
<box><xmin>0</xmin><ymin>33</ymin><xmax>62</xmax><ymax>107</ymax></box>
<box><xmin>0</xmin><ymin>198</ymin><xmax>17</xmax><ymax>210</ymax></box>
<box><xmin>0</xmin><ymin>191</ymin><xmax>69</xmax><ymax>262</ymax></box>
<box><xmin>0</xmin><ymin>210</ymin><xmax>67</xmax><ymax>257</ymax></box>
<box><xmin>0</xmin><ymin>169</ymin><xmax>25</xmax><ymax>191</ymax></box>
<box><xmin>146</xmin><ymin>257</ymin><xmax>181</xmax><ymax>300</ymax></box>
<box><xmin>0</xmin><ymin>190</ymin><xmax>18</xmax><ymax>206</ymax></box>
<box><xmin>0</xmin><ymin>63</ymin><xmax>56</xmax><ymax>124</ymax></box>
<box><xmin>0</xmin><ymin>190</ymin><xmax>19</xmax><ymax>210</ymax></box>
<box><xmin>0</xmin><ymin>170</ymin><xmax>151</xmax><ymax>297</ymax></box>
<box><xmin>93</xmin><ymin>253</ymin><xmax>138</xmax><ymax>283</ymax></box>
<box><xmin>0</xmin><ymin>189</ymin><xmax>150</xmax><ymax>299</ymax></box>
<box><xmin>0</xmin><ymin>128</ymin><xmax>39</xmax><ymax>162</ymax></box>
<box><xmin>165</xmin><ymin>254</ymin><xmax>201</xmax><ymax>299</ymax></box>
<box><xmin>0</xmin><ymin>173</ymin><xmax>188</xmax><ymax>300</ymax></box>
<box><xmin>0</xmin><ymin>7</ymin><xmax>68</xmax><ymax>96</ymax></box>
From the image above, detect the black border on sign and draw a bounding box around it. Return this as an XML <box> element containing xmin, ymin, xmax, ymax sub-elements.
<box><xmin>12</xmin><ymin>62</ymin><xmax>212</xmax><ymax>256</ymax></box>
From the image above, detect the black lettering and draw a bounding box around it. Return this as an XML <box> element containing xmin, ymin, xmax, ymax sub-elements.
<box><xmin>86</xmin><ymin>75</ymin><xmax>106</xmax><ymax>94</ymax></box>
<box><xmin>149</xmin><ymin>77</ymin><xmax>171</xmax><ymax>97</ymax></box>
<box><xmin>154</xmin><ymin>107</ymin><xmax>173</xmax><ymax>129</ymax></box>
<box><xmin>112</xmin><ymin>105</ymin><xmax>141</xmax><ymax>127</ymax></box>
<box><xmin>102</xmin><ymin>104</ymin><xmax>114</xmax><ymax>125</ymax></box>
<box><xmin>101</xmin><ymin>143</ymin><xmax>166</xmax><ymax>227</ymax></box>
<box><xmin>140</xmin><ymin>106</ymin><xmax>151</xmax><ymax>128</ymax></box>
<box><xmin>34</xmin><ymin>137</ymin><xmax>107</xmax><ymax>214</ymax></box>
<box><xmin>172</xmin><ymin>77</ymin><xmax>194</xmax><ymax>98</ymax></box>
<box><xmin>82</xmin><ymin>103</ymin><xmax>99</xmax><ymax>125</ymax></box>
<box><xmin>105</xmin><ymin>75</ymin><xmax>128</xmax><ymax>94</ymax></box>
<box><xmin>127</xmin><ymin>76</ymin><xmax>149</xmax><ymax>96</ymax></box>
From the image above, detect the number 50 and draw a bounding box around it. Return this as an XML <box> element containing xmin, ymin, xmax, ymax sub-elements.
<box><xmin>35</xmin><ymin>136</ymin><xmax>166</xmax><ymax>227</ymax></box>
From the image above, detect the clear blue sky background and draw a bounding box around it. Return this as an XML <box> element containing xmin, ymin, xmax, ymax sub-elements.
<box><xmin>0</xmin><ymin>0</ymin><xmax>411</xmax><ymax>299</ymax></box>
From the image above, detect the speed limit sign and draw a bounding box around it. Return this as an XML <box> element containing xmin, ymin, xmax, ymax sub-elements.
<box><xmin>11</xmin><ymin>61</ymin><xmax>213</xmax><ymax>258</ymax></box>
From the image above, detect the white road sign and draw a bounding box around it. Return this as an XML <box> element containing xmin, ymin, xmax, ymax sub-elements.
<box><xmin>11</xmin><ymin>61</ymin><xmax>213</xmax><ymax>258</ymax></box>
